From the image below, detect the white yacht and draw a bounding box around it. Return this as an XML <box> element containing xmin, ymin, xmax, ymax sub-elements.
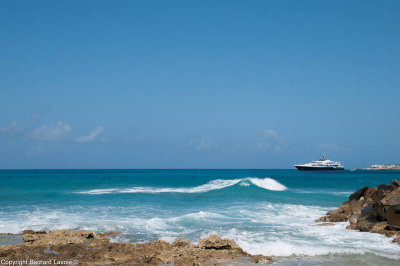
<box><xmin>294</xmin><ymin>153</ymin><xmax>345</xmax><ymax>171</ymax></box>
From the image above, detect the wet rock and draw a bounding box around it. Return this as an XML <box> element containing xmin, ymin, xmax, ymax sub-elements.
<box><xmin>99</xmin><ymin>231</ymin><xmax>120</xmax><ymax>238</ymax></box>
<box><xmin>316</xmin><ymin>199</ymin><xmax>363</xmax><ymax>223</ymax></box>
<box><xmin>316</xmin><ymin>223</ymin><xmax>335</xmax><ymax>226</ymax></box>
<box><xmin>360</xmin><ymin>205</ymin><xmax>378</xmax><ymax>222</ymax></box>
<box><xmin>351</xmin><ymin>219</ymin><xmax>374</xmax><ymax>232</ymax></box>
<box><xmin>251</xmin><ymin>254</ymin><xmax>275</xmax><ymax>264</ymax></box>
<box><xmin>370</xmin><ymin>222</ymin><xmax>390</xmax><ymax>234</ymax></box>
<box><xmin>349</xmin><ymin>215</ymin><xmax>358</xmax><ymax>224</ymax></box>
<box><xmin>318</xmin><ymin>180</ymin><xmax>400</xmax><ymax>245</ymax></box>
<box><xmin>393</xmin><ymin>236</ymin><xmax>400</xmax><ymax>244</ymax></box>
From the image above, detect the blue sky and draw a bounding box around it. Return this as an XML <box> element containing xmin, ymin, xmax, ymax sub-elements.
<box><xmin>0</xmin><ymin>0</ymin><xmax>399</xmax><ymax>169</ymax></box>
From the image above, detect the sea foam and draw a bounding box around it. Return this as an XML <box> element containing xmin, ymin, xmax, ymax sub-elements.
<box><xmin>2</xmin><ymin>204</ymin><xmax>400</xmax><ymax>259</ymax></box>
<box><xmin>76</xmin><ymin>177</ymin><xmax>287</xmax><ymax>195</ymax></box>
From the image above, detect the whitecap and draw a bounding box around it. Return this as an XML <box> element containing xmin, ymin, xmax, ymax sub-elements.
<box><xmin>76</xmin><ymin>177</ymin><xmax>287</xmax><ymax>194</ymax></box>
<box><xmin>248</xmin><ymin>177</ymin><xmax>287</xmax><ymax>191</ymax></box>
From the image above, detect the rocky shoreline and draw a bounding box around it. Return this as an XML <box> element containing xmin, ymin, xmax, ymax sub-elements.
<box><xmin>0</xmin><ymin>229</ymin><xmax>273</xmax><ymax>265</ymax></box>
<box><xmin>317</xmin><ymin>179</ymin><xmax>400</xmax><ymax>244</ymax></box>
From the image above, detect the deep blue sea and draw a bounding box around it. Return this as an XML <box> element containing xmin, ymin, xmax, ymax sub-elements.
<box><xmin>1</xmin><ymin>169</ymin><xmax>400</xmax><ymax>265</ymax></box>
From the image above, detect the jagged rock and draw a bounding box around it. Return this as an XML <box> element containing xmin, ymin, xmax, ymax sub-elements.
<box><xmin>198</xmin><ymin>234</ymin><xmax>241</xmax><ymax>250</ymax></box>
<box><xmin>360</xmin><ymin>205</ymin><xmax>378</xmax><ymax>222</ymax></box>
<box><xmin>171</xmin><ymin>237</ymin><xmax>190</xmax><ymax>247</ymax></box>
<box><xmin>349</xmin><ymin>187</ymin><xmax>368</xmax><ymax>201</ymax></box>
<box><xmin>387</xmin><ymin>205</ymin><xmax>400</xmax><ymax>229</ymax></box>
<box><xmin>23</xmin><ymin>229</ymin><xmax>108</xmax><ymax>246</ymax></box>
<box><xmin>318</xmin><ymin>180</ymin><xmax>400</xmax><ymax>245</ymax></box>
<box><xmin>0</xmin><ymin>230</ymin><xmax>274</xmax><ymax>265</ymax></box>
<box><xmin>364</xmin><ymin>187</ymin><xmax>378</xmax><ymax>202</ymax></box>
<box><xmin>381</xmin><ymin>187</ymin><xmax>400</xmax><ymax>206</ymax></box>
<box><xmin>370</xmin><ymin>222</ymin><xmax>390</xmax><ymax>234</ymax></box>
<box><xmin>391</xmin><ymin>180</ymin><xmax>400</xmax><ymax>187</ymax></box>
<box><xmin>316</xmin><ymin>199</ymin><xmax>363</xmax><ymax>223</ymax></box>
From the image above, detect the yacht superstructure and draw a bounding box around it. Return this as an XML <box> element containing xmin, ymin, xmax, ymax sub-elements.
<box><xmin>294</xmin><ymin>153</ymin><xmax>344</xmax><ymax>171</ymax></box>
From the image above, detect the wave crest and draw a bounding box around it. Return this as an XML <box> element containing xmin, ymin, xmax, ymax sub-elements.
<box><xmin>77</xmin><ymin>177</ymin><xmax>287</xmax><ymax>195</ymax></box>
<box><xmin>248</xmin><ymin>178</ymin><xmax>287</xmax><ymax>191</ymax></box>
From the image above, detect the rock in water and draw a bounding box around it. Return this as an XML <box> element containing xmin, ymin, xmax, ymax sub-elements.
<box><xmin>318</xmin><ymin>180</ymin><xmax>400</xmax><ymax>243</ymax></box>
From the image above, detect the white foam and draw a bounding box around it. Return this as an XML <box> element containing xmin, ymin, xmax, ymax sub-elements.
<box><xmin>120</xmin><ymin>179</ymin><xmax>242</xmax><ymax>194</ymax></box>
<box><xmin>80</xmin><ymin>189</ymin><xmax>118</xmax><ymax>195</ymax></box>
<box><xmin>293</xmin><ymin>189</ymin><xmax>353</xmax><ymax>196</ymax></box>
<box><xmin>199</xmin><ymin>204</ymin><xmax>400</xmax><ymax>258</ymax></box>
<box><xmin>145</xmin><ymin>218</ymin><xmax>169</xmax><ymax>231</ymax></box>
<box><xmin>248</xmin><ymin>177</ymin><xmax>287</xmax><ymax>191</ymax></box>
<box><xmin>2</xmin><ymin>204</ymin><xmax>400</xmax><ymax>260</ymax></box>
<box><xmin>239</xmin><ymin>181</ymin><xmax>250</xmax><ymax>187</ymax></box>
<box><xmin>76</xmin><ymin>177</ymin><xmax>287</xmax><ymax>194</ymax></box>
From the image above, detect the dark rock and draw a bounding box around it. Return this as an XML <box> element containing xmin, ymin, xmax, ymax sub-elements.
<box><xmin>387</xmin><ymin>184</ymin><xmax>397</xmax><ymax>193</ymax></box>
<box><xmin>316</xmin><ymin>200</ymin><xmax>363</xmax><ymax>223</ymax></box>
<box><xmin>349</xmin><ymin>187</ymin><xmax>368</xmax><ymax>201</ymax></box>
<box><xmin>352</xmin><ymin>219</ymin><xmax>375</xmax><ymax>232</ymax></box>
<box><xmin>381</xmin><ymin>188</ymin><xmax>400</xmax><ymax>206</ymax></box>
<box><xmin>391</xmin><ymin>180</ymin><xmax>400</xmax><ymax>187</ymax></box>
<box><xmin>377</xmin><ymin>184</ymin><xmax>388</xmax><ymax>191</ymax></box>
<box><xmin>317</xmin><ymin>180</ymin><xmax>400</xmax><ymax>245</ymax></box>
<box><xmin>386</xmin><ymin>205</ymin><xmax>400</xmax><ymax>230</ymax></box>
<box><xmin>364</xmin><ymin>187</ymin><xmax>378</xmax><ymax>202</ymax></box>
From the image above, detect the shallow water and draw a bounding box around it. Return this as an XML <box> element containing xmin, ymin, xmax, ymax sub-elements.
<box><xmin>1</xmin><ymin>169</ymin><xmax>400</xmax><ymax>264</ymax></box>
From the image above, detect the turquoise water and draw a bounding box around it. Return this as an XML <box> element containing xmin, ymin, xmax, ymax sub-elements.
<box><xmin>1</xmin><ymin>169</ymin><xmax>400</xmax><ymax>264</ymax></box>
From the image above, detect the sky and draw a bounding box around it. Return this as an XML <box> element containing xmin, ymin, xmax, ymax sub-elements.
<box><xmin>0</xmin><ymin>0</ymin><xmax>399</xmax><ymax>169</ymax></box>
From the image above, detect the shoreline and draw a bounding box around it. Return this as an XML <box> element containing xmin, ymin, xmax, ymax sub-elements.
<box><xmin>0</xmin><ymin>229</ymin><xmax>273</xmax><ymax>265</ymax></box>
<box><xmin>317</xmin><ymin>180</ymin><xmax>400</xmax><ymax>244</ymax></box>
<box><xmin>2</xmin><ymin>171</ymin><xmax>400</xmax><ymax>264</ymax></box>
<box><xmin>1</xmin><ymin>230</ymin><xmax>399</xmax><ymax>266</ymax></box>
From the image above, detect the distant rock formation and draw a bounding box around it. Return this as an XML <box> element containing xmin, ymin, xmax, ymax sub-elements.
<box><xmin>0</xmin><ymin>230</ymin><xmax>274</xmax><ymax>265</ymax></box>
<box><xmin>317</xmin><ymin>180</ymin><xmax>400</xmax><ymax>244</ymax></box>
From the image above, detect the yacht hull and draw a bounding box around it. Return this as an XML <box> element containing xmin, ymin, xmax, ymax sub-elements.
<box><xmin>295</xmin><ymin>166</ymin><xmax>345</xmax><ymax>171</ymax></box>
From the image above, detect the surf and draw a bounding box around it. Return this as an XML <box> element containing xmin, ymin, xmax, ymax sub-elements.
<box><xmin>76</xmin><ymin>177</ymin><xmax>288</xmax><ymax>195</ymax></box>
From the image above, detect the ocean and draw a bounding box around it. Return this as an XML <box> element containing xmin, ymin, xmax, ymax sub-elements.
<box><xmin>1</xmin><ymin>169</ymin><xmax>400</xmax><ymax>265</ymax></box>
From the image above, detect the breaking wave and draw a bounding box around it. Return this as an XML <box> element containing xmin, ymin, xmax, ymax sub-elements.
<box><xmin>76</xmin><ymin>177</ymin><xmax>287</xmax><ymax>195</ymax></box>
